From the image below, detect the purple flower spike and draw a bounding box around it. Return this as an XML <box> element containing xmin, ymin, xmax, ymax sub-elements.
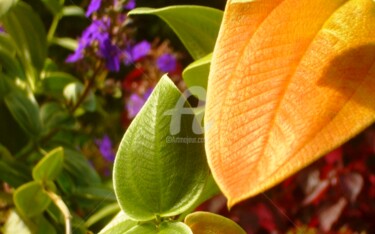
<box><xmin>95</xmin><ymin>135</ymin><xmax>115</xmax><ymax>162</ymax></box>
<box><xmin>99</xmin><ymin>34</ymin><xmax>122</xmax><ymax>71</ymax></box>
<box><xmin>0</xmin><ymin>26</ymin><xmax>4</xmax><ymax>33</ymax></box>
<box><xmin>124</xmin><ymin>0</ymin><xmax>136</xmax><ymax>10</ymax></box>
<box><xmin>86</xmin><ymin>0</ymin><xmax>102</xmax><ymax>17</ymax></box>
<box><xmin>131</xmin><ymin>40</ymin><xmax>151</xmax><ymax>61</ymax></box>
<box><xmin>157</xmin><ymin>53</ymin><xmax>177</xmax><ymax>72</ymax></box>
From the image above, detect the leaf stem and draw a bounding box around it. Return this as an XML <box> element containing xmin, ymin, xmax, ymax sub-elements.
<box><xmin>45</xmin><ymin>190</ymin><xmax>72</xmax><ymax>234</ymax></box>
<box><xmin>47</xmin><ymin>14</ymin><xmax>61</xmax><ymax>43</ymax></box>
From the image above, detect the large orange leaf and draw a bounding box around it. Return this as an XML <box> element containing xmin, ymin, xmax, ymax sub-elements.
<box><xmin>205</xmin><ymin>0</ymin><xmax>375</xmax><ymax>207</ymax></box>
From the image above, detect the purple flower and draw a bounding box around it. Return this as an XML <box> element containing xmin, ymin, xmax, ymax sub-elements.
<box><xmin>95</xmin><ymin>135</ymin><xmax>115</xmax><ymax>162</ymax></box>
<box><xmin>124</xmin><ymin>0</ymin><xmax>136</xmax><ymax>10</ymax></box>
<box><xmin>99</xmin><ymin>34</ymin><xmax>122</xmax><ymax>71</ymax></box>
<box><xmin>126</xmin><ymin>88</ymin><xmax>153</xmax><ymax>118</ymax></box>
<box><xmin>157</xmin><ymin>53</ymin><xmax>176</xmax><ymax>72</ymax></box>
<box><xmin>86</xmin><ymin>0</ymin><xmax>102</xmax><ymax>17</ymax></box>
<box><xmin>0</xmin><ymin>26</ymin><xmax>4</xmax><ymax>33</ymax></box>
<box><xmin>131</xmin><ymin>40</ymin><xmax>151</xmax><ymax>61</ymax></box>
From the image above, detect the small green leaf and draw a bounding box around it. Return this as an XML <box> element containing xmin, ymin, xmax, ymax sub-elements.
<box><xmin>0</xmin><ymin>0</ymin><xmax>16</xmax><ymax>18</ymax></box>
<box><xmin>129</xmin><ymin>6</ymin><xmax>223</xmax><ymax>60</ymax></box>
<box><xmin>32</xmin><ymin>147</ymin><xmax>64</xmax><ymax>181</ymax></box>
<box><xmin>40</xmin><ymin>102</ymin><xmax>72</xmax><ymax>131</ymax></box>
<box><xmin>62</xmin><ymin>6</ymin><xmax>84</xmax><ymax>17</ymax></box>
<box><xmin>14</xmin><ymin>181</ymin><xmax>51</xmax><ymax>217</ymax></box>
<box><xmin>50</xmin><ymin>37</ymin><xmax>78</xmax><ymax>51</ymax></box>
<box><xmin>4</xmin><ymin>91</ymin><xmax>42</xmax><ymax>138</ymax></box>
<box><xmin>63</xmin><ymin>82</ymin><xmax>96</xmax><ymax>112</ymax></box>
<box><xmin>40</xmin><ymin>0</ymin><xmax>62</xmax><ymax>15</ymax></box>
<box><xmin>185</xmin><ymin>212</ymin><xmax>246</xmax><ymax>234</ymax></box>
<box><xmin>182</xmin><ymin>53</ymin><xmax>211</xmax><ymax>90</ymax></box>
<box><xmin>98</xmin><ymin>211</ymin><xmax>137</xmax><ymax>234</ymax></box>
<box><xmin>114</xmin><ymin>75</ymin><xmax>209</xmax><ymax>221</ymax></box>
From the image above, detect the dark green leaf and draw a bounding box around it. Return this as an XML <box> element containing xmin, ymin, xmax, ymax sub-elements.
<box><xmin>114</xmin><ymin>75</ymin><xmax>209</xmax><ymax>221</ymax></box>
<box><xmin>0</xmin><ymin>46</ymin><xmax>26</xmax><ymax>80</ymax></box>
<box><xmin>14</xmin><ymin>181</ymin><xmax>51</xmax><ymax>217</ymax></box>
<box><xmin>182</xmin><ymin>53</ymin><xmax>211</xmax><ymax>90</ymax></box>
<box><xmin>32</xmin><ymin>147</ymin><xmax>64</xmax><ymax>181</ymax></box>
<box><xmin>4</xmin><ymin>91</ymin><xmax>42</xmax><ymax>137</ymax></box>
<box><xmin>2</xmin><ymin>1</ymin><xmax>47</xmax><ymax>85</ymax></box>
<box><xmin>63</xmin><ymin>148</ymin><xmax>101</xmax><ymax>185</ymax></box>
<box><xmin>184</xmin><ymin>212</ymin><xmax>246</xmax><ymax>234</ymax></box>
<box><xmin>129</xmin><ymin>6</ymin><xmax>223</xmax><ymax>60</ymax></box>
<box><xmin>40</xmin><ymin>102</ymin><xmax>72</xmax><ymax>131</ymax></box>
<box><xmin>40</xmin><ymin>0</ymin><xmax>62</xmax><ymax>15</ymax></box>
<box><xmin>98</xmin><ymin>212</ymin><xmax>137</xmax><ymax>234</ymax></box>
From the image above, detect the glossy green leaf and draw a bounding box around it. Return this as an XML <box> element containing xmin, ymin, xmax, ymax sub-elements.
<box><xmin>32</xmin><ymin>147</ymin><xmax>64</xmax><ymax>181</ymax></box>
<box><xmin>185</xmin><ymin>212</ymin><xmax>246</xmax><ymax>234</ymax></box>
<box><xmin>0</xmin><ymin>0</ymin><xmax>16</xmax><ymax>18</ymax></box>
<box><xmin>4</xmin><ymin>91</ymin><xmax>42</xmax><ymax>138</ymax></box>
<box><xmin>14</xmin><ymin>181</ymin><xmax>51</xmax><ymax>217</ymax></box>
<box><xmin>2</xmin><ymin>1</ymin><xmax>47</xmax><ymax>84</ymax></box>
<box><xmin>62</xmin><ymin>6</ymin><xmax>84</xmax><ymax>17</ymax></box>
<box><xmin>40</xmin><ymin>0</ymin><xmax>62</xmax><ymax>15</ymax></box>
<box><xmin>129</xmin><ymin>6</ymin><xmax>223</xmax><ymax>60</ymax></box>
<box><xmin>182</xmin><ymin>53</ymin><xmax>211</xmax><ymax>90</ymax></box>
<box><xmin>114</xmin><ymin>75</ymin><xmax>209</xmax><ymax>221</ymax></box>
<box><xmin>98</xmin><ymin>211</ymin><xmax>137</xmax><ymax>234</ymax></box>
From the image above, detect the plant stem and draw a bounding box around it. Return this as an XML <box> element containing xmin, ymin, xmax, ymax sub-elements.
<box><xmin>46</xmin><ymin>190</ymin><xmax>72</xmax><ymax>234</ymax></box>
<box><xmin>47</xmin><ymin>14</ymin><xmax>61</xmax><ymax>43</ymax></box>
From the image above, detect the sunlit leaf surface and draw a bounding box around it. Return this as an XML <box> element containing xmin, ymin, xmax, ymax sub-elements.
<box><xmin>205</xmin><ymin>0</ymin><xmax>375</xmax><ymax>207</ymax></box>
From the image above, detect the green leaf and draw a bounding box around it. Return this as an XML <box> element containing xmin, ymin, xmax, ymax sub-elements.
<box><xmin>0</xmin><ymin>0</ymin><xmax>16</xmax><ymax>18</ymax></box>
<box><xmin>158</xmin><ymin>222</ymin><xmax>192</xmax><ymax>234</ymax></box>
<box><xmin>14</xmin><ymin>181</ymin><xmax>51</xmax><ymax>217</ymax></box>
<box><xmin>50</xmin><ymin>37</ymin><xmax>78</xmax><ymax>51</ymax></box>
<box><xmin>184</xmin><ymin>212</ymin><xmax>246</xmax><ymax>234</ymax></box>
<box><xmin>40</xmin><ymin>0</ymin><xmax>62</xmax><ymax>15</ymax></box>
<box><xmin>129</xmin><ymin>6</ymin><xmax>223</xmax><ymax>60</ymax></box>
<box><xmin>2</xmin><ymin>1</ymin><xmax>47</xmax><ymax>86</ymax></box>
<box><xmin>114</xmin><ymin>75</ymin><xmax>209</xmax><ymax>221</ymax></box>
<box><xmin>86</xmin><ymin>203</ymin><xmax>121</xmax><ymax>228</ymax></box>
<box><xmin>73</xmin><ymin>186</ymin><xmax>116</xmax><ymax>202</ymax></box>
<box><xmin>0</xmin><ymin>46</ymin><xmax>26</xmax><ymax>80</ymax></box>
<box><xmin>63</xmin><ymin>82</ymin><xmax>96</xmax><ymax>112</ymax></box>
<box><xmin>40</xmin><ymin>102</ymin><xmax>73</xmax><ymax>131</ymax></box>
<box><xmin>98</xmin><ymin>211</ymin><xmax>137</xmax><ymax>234</ymax></box>
<box><xmin>63</xmin><ymin>148</ymin><xmax>101</xmax><ymax>185</ymax></box>
<box><xmin>32</xmin><ymin>147</ymin><xmax>64</xmax><ymax>181</ymax></box>
<box><xmin>125</xmin><ymin>223</ymin><xmax>158</xmax><ymax>234</ymax></box>
<box><xmin>62</xmin><ymin>6</ymin><xmax>84</xmax><ymax>17</ymax></box>
<box><xmin>182</xmin><ymin>53</ymin><xmax>211</xmax><ymax>90</ymax></box>
<box><xmin>41</xmin><ymin>71</ymin><xmax>78</xmax><ymax>96</ymax></box>
<box><xmin>4</xmin><ymin>91</ymin><xmax>42</xmax><ymax>137</ymax></box>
